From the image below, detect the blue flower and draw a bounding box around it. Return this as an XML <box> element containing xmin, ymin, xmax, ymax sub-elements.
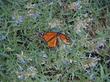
<box><xmin>0</xmin><ymin>34</ymin><xmax>6</xmax><ymax>41</ymax></box>
<box><xmin>12</xmin><ymin>16</ymin><xmax>25</xmax><ymax>25</ymax></box>
<box><xmin>18</xmin><ymin>59</ymin><xmax>27</xmax><ymax>64</ymax></box>
<box><xmin>30</xmin><ymin>13</ymin><xmax>40</xmax><ymax>20</ymax></box>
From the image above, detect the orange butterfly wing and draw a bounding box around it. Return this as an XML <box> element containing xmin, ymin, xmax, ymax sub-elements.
<box><xmin>42</xmin><ymin>32</ymin><xmax>57</xmax><ymax>42</ymax></box>
<box><xmin>47</xmin><ymin>36</ymin><xmax>58</xmax><ymax>48</ymax></box>
<box><xmin>59</xmin><ymin>34</ymin><xmax>70</xmax><ymax>44</ymax></box>
<box><xmin>42</xmin><ymin>32</ymin><xmax>58</xmax><ymax>48</ymax></box>
<box><xmin>42</xmin><ymin>32</ymin><xmax>70</xmax><ymax>48</ymax></box>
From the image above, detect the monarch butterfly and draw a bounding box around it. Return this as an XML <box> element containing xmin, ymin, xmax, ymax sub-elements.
<box><xmin>40</xmin><ymin>32</ymin><xmax>70</xmax><ymax>48</ymax></box>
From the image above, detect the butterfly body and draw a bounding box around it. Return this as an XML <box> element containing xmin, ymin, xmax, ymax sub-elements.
<box><xmin>41</xmin><ymin>32</ymin><xmax>70</xmax><ymax>48</ymax></box>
